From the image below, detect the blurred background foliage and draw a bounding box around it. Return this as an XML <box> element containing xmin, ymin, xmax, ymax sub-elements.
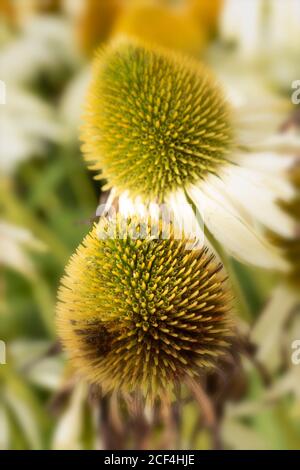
<box><xmin>0</xmin><ymin>0</ymin><xmax>299</xmax><ymax>450</ymax></box>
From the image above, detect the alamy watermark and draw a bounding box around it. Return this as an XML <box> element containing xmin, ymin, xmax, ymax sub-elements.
<box><xmin>0</xmin><ymin>340</ymin><xmax>6</xmax><ymax>365</ymax></box>
<box><xmin>291</xmin><ymin>80</ymin><xmax>300</xmax><ymax>104</ymax></box>
<box><xmin>291</xmin><ymin>339</ymin><xmax>300</xmax><ymax>366</ymax></box>
<box><xmin>95</xmin><ymin>202</ymin><xmax>205</xmax><ymax>250</ymax></box>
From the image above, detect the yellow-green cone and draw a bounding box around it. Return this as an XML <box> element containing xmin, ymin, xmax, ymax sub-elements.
<box><xmin>57</xmin><ymin>216</ymin><xmax>233</xmax><ymax>399</ymax></box>
<box><xmin>81</xmin><ymin>39</ymin><xmax>233</xmax><ymax>202</ymax></box>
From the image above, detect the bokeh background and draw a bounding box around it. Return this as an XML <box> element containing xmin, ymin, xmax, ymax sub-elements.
<box><xmin>0</xmin><ymin>0</ymin><xmax>300</xmax><ymax>450</ymax></box>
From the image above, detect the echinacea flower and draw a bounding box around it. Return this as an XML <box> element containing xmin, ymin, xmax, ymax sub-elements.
<box><xmin>56</xmin><ymin>216</ymin><xmax>233</xmax><ymax>399</ymax></box>
<box><xmin>81</xmin><ymin>38</ymin><xmax>296</xmax><ymax>269</ymax></box>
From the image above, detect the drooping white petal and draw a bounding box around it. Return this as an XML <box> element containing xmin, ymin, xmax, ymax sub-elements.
<box><xmin>95</xmin><ymin>188</ymin><xmax>117</xmax><ymax>218</ymax></box>
<box><xmin>187</xmin><ymin>183</ymin><xmax>288</xmax><ymax>270</ymax></box>
<box><xmin>118</xmin><ymin>192</ymin><xmax>159</xmax><ymax>220</ymax></box>
<box><xmin>166</xmin><ymin>188</ymin><xmax>205</xmax><ymax>250</ymax></box>
<box><xmin>234</xmin><ymin>99</ymin><xmax>290</xmax><ymax>147</ymax></box>
<box><xmin>218</xmin><ymin>163</ymin><xmax>296</xmax><ymax>238</ymax></box>
<box><xmin>52</xmin><ymin>383</ymin><xmax>87</xmax><ymax>450</ymax></box>
<box><xmin>251</xmin><ymin>283</ymin><xmax>299</xmax><ymax>372</ymax></box>
<box><xmin>225</xmin><ymin>78</ymin><xmax>290</xmax><ymax>147</ymax></box>
<box><xmin>118</xmin><ymin>192</ymin><xmax>144</xmax><ymax>218</ymax></box>
<box><xmin>230</xmin><ymin>151</ymin><xmax>296</xmax><ymax>174</ymax></box>
<box><xmin>250</xmin><ymin>133</ymin><xmax>300</xmax><ymax>155</ymax></box>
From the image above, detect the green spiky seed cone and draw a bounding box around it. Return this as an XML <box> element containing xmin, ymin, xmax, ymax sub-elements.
<box><xmin>81</xmin><ymin>38</ymin><xmax>233</xmax><ymax>203</ymax></box>
<box><xmin>56</xmin><ymin>216</ymin><xmax>233</xmax><ymax>399</ymax></box>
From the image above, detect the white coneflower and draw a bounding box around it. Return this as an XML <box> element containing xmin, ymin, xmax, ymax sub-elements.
<box><xmin>81</xmin><ymin>38</ymin><xmax>297</xmax><ymax>270</ymax></box>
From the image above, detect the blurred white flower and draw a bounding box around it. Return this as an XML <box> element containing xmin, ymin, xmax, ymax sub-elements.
<box><xmin>9</xmin><ymin>340</ymin><xmax>64</xmax><ymax>391</ymax></box>
<box><xmin>220</xmin><ymin>0</ymin><xmax>300</xmax><ymax>90</ymax></box>
<box><xmin>0</xmin><ymin>15</ymin><xmax>80</xmax><ymax>86</ymax></box>
<box><xmin>0</xmin><ymin>86</ymin><xmax>62</xmax><ymax>174</ymax></box>
<box><xmin>0</xmin><ymin>221</ymin><xmax>46</xmax><ymax>278</ymax></box>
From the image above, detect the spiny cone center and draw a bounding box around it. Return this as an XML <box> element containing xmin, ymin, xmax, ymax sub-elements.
<box><xmin>57</xmin><ymin>217</ymin><xmax>233</xmax><ymax>398</ymax></box>
<box><xmin>82</xmin><ymin>39</ymin><xmax>233</xmax><ymax>202</ymax></box>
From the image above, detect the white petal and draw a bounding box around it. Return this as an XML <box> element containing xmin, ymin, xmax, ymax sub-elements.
<box><xmin>251</xmin><ymin>283</ymin><xmax>298</xmax><ymax>372</ymax></box>
<box><xmin>118</xmin><ymin>192</ymin><xmax>159</xmax><ymax>219</ymax></box>
<box><xmin>250</xmin><ymin>133</ymin><xmax>300</xmax><ymax>155</ymax></box>
<box><xmin>219</xmin><ymin>164</ymin><xmax>295</xmax><ymax>237</ymax></box>
<box><xmin>118</xmin><ymin>192</ymin><xmax>141</xmax><ymax>218</ymax></box>
<box><xmin>230</xmin><ymin>151</ymin><xmax>296</xmax><ymax>174</ymax></box>
<box><xmin>95</xmin><ymin>188</ymin><xmax>117</xmax><ymax>218</ymax></box>
<box><xmin>187</xmin><ymin>183</ymin><xmax>288</xmax><ymax>270</ymax></box>
<box><xmin>27</xmin><ymin>358</ymin><xmax>64</xmax><ymax>391</ymax></box>
<box><xmin>52</xmin><ymin>383</ymin><xmax>87</xmax><ymax>450</ymax></box>
<box><xmin>231</xmin><ymin>87</ymin><xmax>290</xmax><ymax>147</ymax></box>
<box><xmin>235</xmin><ymin>102</ymin><xmax>290</xmax><ymax>146</ymax></box>
<box><xmin>166</xmin><ymin>189</ymin><xmax>205</xmax><ymax>250</ymax></box>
